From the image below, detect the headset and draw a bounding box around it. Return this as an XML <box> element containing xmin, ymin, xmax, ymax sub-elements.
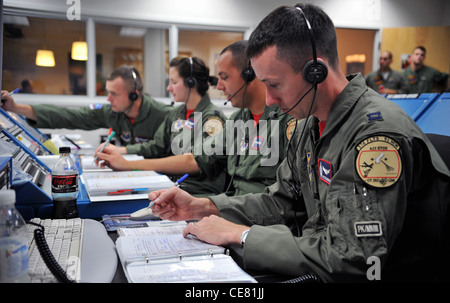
<box><xmin>129</xmin><ymin>68</ymin><xmax>139</xmax><ymax>102</ymax></box>
<box><xmin>224</xmin><ymin>61</ymin><xmax>255</xmax><ymax>194</ymax></box>
<box><xmin>185</xmin><ymin>57</ymin><xmax>197</xmax><ymax>88</ymax></box>
<box><xmin>269</xmin><ymin>5</ymin><xmax>328</xmax><ymax>120</ymax></box>
<box><xmin>297</xmin><ymin>6</ymin><xmax>328</xmax><ymax>85</ymax></box>
<box><xmin>224</xmin><ymin>60</ymin><xmax>256</xmax><ymax>105</ymax></box>
<box><xmin>241</xmin><ymin>61</ymin><xmax>256</xmax><ymax>83</ymax></box>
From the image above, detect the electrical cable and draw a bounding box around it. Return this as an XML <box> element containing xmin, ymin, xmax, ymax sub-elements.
<box><xmin>27</xmin><ymin>221</ymin><xmax>75</xmax><ymax>283</ymax></box>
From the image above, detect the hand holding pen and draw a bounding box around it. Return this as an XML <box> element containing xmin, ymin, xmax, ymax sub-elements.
<box><xmin>1</xmin><ymin>88</ymin><xmax>19</xmax><ymax>107</ymax></box>
<box><xmin>147</xmin><ymin>174</ymin><xmax>189</xmax><ymax>208</ymax></box>
<box><xmin>129</xmin><ymin>174</ymin><xmax>189</xmax><ymax>220</ymax></box>
<box><xmin>93</xmin><ymin>129</ymin><xmax>116</xmax><ymax>163</ymax></box>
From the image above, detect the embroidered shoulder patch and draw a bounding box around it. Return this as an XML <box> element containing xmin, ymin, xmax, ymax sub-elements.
<box><xmin>355</xmin><ymin>135</ymin><xmax>402</xmax><ymax>188</ymax></box>
<box><xmin>204</xmin><ymin>116</ymin><xmax>223</xmax><ymax>136</ymax></box>
<box><xmin>286</xmin><ymin>118</ymin><xmax>298</xmax><ymax>141</ymax></box>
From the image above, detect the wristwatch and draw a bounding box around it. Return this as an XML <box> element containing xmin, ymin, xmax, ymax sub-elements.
<box><xmin>240</xmin><ymin>229</ymin><xmax>250</xmax><ymax>246</ymax></box>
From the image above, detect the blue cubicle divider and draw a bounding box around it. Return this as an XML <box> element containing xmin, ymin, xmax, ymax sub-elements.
<box><xmin>386</xmin><ymin>93</ymin><xmax>440</xmax><ymax>121</ymax></box>
<box><xmin>415</xmin><ymin>92</ymin><xmax>450</xmax><ymax>136</ymax></box>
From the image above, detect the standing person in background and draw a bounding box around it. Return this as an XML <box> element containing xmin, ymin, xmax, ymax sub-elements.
<box><xmin>365</xmin><ymin>51</ymin><xmax>409</xmax><ymax>94</ymax></box>
<box><xmin>403</xmin><ymin>46</ymin><xmax>448</xmax><ymax>93</ymax></box>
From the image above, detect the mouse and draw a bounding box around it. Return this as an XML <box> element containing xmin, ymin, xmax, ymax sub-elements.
<box><xmin>129</xmin><ymin>207</ymin><xmax>159</xmax><ymax>221</ymax></box>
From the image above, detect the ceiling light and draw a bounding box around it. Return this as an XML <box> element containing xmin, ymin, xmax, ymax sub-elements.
<box><xmin>71</xmin><ymin>41</ymin><xmax>88</xmax><ymax>61</ymax></box>
<box><xmin>36</xmin><ymin>50</ymin><xmax>55</xmax><ymax>67</ymax></box>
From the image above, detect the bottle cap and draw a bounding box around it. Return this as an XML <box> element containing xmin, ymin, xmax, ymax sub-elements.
<box><xmin>0</xmin><ymin>189</ymin><xmax>16</xmax><ymax>205</ymax></box>
<box><xmin>59</xmin><ymin>146</ymin><xmax>71</xmax><ymax>154</ymax></box>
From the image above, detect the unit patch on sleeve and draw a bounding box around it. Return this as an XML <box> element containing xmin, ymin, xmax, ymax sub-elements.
<box><xmin>286</xmin><ymin>118</ymin><xmax>299</xmax><ymax>141</ymax></box>
<box><xmin>355</xmin><ymin>135</ymin><xmax>402</xmax><ymax>188</ymax></box>
<box><xmin>204</xmin><ymin>116</ymin><xmax>223</xmax><ymax>136</ymax></box>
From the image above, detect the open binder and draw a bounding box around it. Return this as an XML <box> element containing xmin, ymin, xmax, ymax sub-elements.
<box><xmin>115</xmin><ymin>222</ymin><xmax>257</xmax><ymax>283</ymax></box>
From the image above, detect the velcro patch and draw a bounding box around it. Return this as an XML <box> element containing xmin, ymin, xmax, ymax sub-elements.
<box><xmin>318</xmin><ymin>159</ymin><xmax>332</xmax><ymax>184</ymax></box>
<box><xmin>354</xmin><ymin>221</ymin><xmax>383</xmax><ymax>237</ymax></box>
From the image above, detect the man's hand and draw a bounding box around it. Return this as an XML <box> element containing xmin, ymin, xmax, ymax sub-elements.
<box><xmin>94</xmin><ymin>146</ymin><xmax>131</xmax><ymax>170</ymax></box>
<box><xmin>150</xmin><ymin>187</ymin><xmax>219</xmax><ymax>221</ymax></box>
<box><xmin>183</xmin><ymin>215</ymin><xmax>249</xmax><ymax>246</ymax></box>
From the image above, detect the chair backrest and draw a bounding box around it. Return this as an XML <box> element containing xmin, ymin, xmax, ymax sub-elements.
<box><xmin>426</xmin><ymin>133</ymin><xmax>450</xmax><ymax>169</ymax></box>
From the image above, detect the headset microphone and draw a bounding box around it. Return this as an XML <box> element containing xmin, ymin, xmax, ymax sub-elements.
<box><xmin>269</xmin><ymin>84</ymin><xmax>315</xmax><ymax>119</ymax></box>
<box><xmin>223</xmin><ymin>82</ymin><xmax>246</xmax><ymax>105</ymax></box>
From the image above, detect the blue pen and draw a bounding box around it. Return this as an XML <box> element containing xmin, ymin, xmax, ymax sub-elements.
<box><xmin>147</xmin><ymin>173</ymin><xmax>189</xmax><ymax>208</ymax></box>
<box><xmin>93</xmin><ymin>130</ymin><xmax>116</xmax><ymax>163</ymax></box>
<box><xmin>8</xmin><ymin>88</ymin><xmax>20</xmax><ymax>96</ymax></box>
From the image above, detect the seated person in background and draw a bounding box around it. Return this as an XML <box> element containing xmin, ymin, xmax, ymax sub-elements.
<box><xmin>403</xmin><ymin>46</ymin><xmax>448</xmax><ymax>94</ymax></box>
<box><xmin>96</xmin><ymin>40</ymin><xmax>293</xmax><ymax>196</ymax></box>
<box><xmin>149</xmin><ymin>3</ymin><xmax>450</xmax><ymax>282</ymax></box>
<box><xmin>365</xmin><ymin>51</ymin><xmax>409</xmax><ymax>94</ymax></box>
<box><xmin>96</xmin><ymin>57</ymin><xmax>227</xmax><ymax>196</ymax></box>
<box><xmin>1</xmin><ymin>66</ymin><xmax>172</xmax><ymax>150</ymax></box>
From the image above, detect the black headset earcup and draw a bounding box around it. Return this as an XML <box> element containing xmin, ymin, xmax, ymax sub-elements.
<box><xmin>241</xmin><ymin>66</ymin><xmax>256</xmax><ymax>83</ymax></box>
<box><xmin>302</xmin><ymin>59</ymin><xmax>328</xmax><ymax>84</ymax></box>
<box><xmin>129</xmin><ymin>91</ymin><xmax>138</xmax><ymax>101</ymax></box>
<box><xmin>185</xmin><ymin>76</ymin><xmax>197</xmax><ymax>88</ymax></box>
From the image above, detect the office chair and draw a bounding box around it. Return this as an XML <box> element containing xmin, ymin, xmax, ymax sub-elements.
<box><xmin>426</xmin><ymin>133</ymin><xmax>450</xmax><ymax>282</ymax></box>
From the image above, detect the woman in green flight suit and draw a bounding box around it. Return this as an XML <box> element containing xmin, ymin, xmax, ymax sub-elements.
<box><xmin>96</xmin><ymin>57</ymin><xmax>227</xmax><ymax>195</ymax></box>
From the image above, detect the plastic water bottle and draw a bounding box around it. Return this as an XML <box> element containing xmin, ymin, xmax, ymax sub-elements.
<box><xmin>0</xmin><ymin>189</ymin><xmax>30</xmax><ymax>283</ymax></box>
<box><xmin>51</xmin><ymin>147</ymin><xmax>79</xmax><ymax>219</ymax></box>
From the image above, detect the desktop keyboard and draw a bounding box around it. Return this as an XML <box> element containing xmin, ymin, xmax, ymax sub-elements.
<box><xmin>27</xmin><ymin>218</ymin><xmax>84</xmax><ymax>283</ymax></box>
<box><xmin>27</xmin><ymin>218</ymin><xmax>118</xmax><ymax>283</ymax></box>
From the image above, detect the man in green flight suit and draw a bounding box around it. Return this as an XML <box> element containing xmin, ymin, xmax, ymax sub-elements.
<box><xmin>149</xmin><ymin>4</ymin><xmax>450</xmax><ymax>282</ymax></box>
<box><xmin>1</xmin><ymin>66</ymin><xmax>172</xmax><ymax>151</ymax></box>
<box><xmin>403</xmin><ymin>46</ymin><xmax>448</xmax><ymax>94</ymax></box>
<box><xmin>95</xmin><ymin>41</ymin><xmax>293</xmax><ymax>197</ymax></box>
<box><xmin>365</xmin><ymin>51</ymin><xmax>409</xmax><ymax>94</ymax></box>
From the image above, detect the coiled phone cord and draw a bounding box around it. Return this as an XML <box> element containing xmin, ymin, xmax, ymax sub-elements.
<box><xmin>27</xmin><ymin>221</ymin><xmax>75</xmax><ymax>283</ymax></box>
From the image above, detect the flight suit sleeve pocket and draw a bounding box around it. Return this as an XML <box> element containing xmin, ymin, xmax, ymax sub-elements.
<box><xmin>326</xmin><ymin>184</ymin><xmax>387</xmax><ymax>261</ymax></box>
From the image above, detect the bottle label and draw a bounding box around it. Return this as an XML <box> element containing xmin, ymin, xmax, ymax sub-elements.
<box><xmin>51</xmin><ymin>174</ymin><xmax>79</xmax><ymax>193</ymax></box>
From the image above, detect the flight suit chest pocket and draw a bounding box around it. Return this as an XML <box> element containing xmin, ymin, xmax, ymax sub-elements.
<box><xmin>325</xmin><ymin>184</ymin><xmax>387</xmax><ymax>260</ymax></box>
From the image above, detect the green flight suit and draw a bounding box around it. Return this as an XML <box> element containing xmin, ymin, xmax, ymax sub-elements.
<box><xmin>195</xmin><ymin>104</ymin><xmax>294</xmax><ymax>196</ymax></box>
<box><xmin>210</xmin><ymin>73</ymin><xmax>450</xmax><ymax>282</ymax></box>
<box><xmin>365</xmin><ymin>69</ymin><xmax>409</xmax><ymax>94</ymax></box>
<box><xmin>403</xmin><ymin>65</ymin><xmax>447</xmax><ymax>94</ymax></box>
<box><xmin>28</xmin><ymin>94</ymin><xmax>172</xmax><ymax>149</ymax></box>
<box><xmin>127</xmin><ymin>94</ymin><xmax>227</xmax><ymax>195</ymax></box>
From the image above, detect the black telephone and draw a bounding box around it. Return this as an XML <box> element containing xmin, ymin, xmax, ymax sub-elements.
<box><xmin>27</xmin><ymin>221</ymin><xmax>75</xmax><ymax>283</ymax></box>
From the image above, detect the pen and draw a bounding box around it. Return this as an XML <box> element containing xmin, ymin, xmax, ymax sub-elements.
<box><xmin>108</xmin><ymin>188</ymin><xmax>148</xmax><ymax>195</ymax></box>
<box><xmin>93</xmin><ymin>130</ymin><xmax>116</xmax><ymax>163</ymax></box>
<box><xmin>147</xmin><ymin>173</ymin><xmax>189</xmax><ymax>208</ymax></box>
<box><xmin>8</xmin><ymin>88</ymin><xmax>20</xmax><ymax>96</ymax></box>
<box><xmin>1</xmin><ymin>88</ymin><xmax>19</xmax><ymax>103</ymax></box>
